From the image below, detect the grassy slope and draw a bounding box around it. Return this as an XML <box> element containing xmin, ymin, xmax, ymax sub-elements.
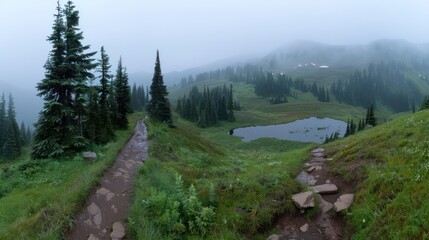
<box><xmin>325</xmin><ymin>110</ymin><xmax>429</xmax><ymax>239</ymax></box>
<box><xmin>0</xmin><ymin>113</ymin><xmax>143</xmax><ymax>239</ymax></box>
<box><xmin>129</xmin><ymin>117</ymin><xmax>313</xmax><ymax>239</ymax></box>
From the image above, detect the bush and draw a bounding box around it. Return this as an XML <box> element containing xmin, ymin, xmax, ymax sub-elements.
<box><xmin>141</xmin><ymin>174</ymin><xmax>216</xmax><ymax>239</ymax></box>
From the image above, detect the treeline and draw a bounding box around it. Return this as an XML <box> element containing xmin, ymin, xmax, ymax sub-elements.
<box><xmin>180</xmin><ymin>64</ymin><xmax>329</xmax><ymax>104</ymax></box>
<box><xmin>32</xmin><ymin>1</ymin><xmax>133</xmax><ymax>159</ymax></box>
<box><xmin>131</xmin><ymin>83</ymin><xmax>149</xmax><ymax>112</ymax></box>
<box><xmin>0</xmin><ymin>94</ymin><xmax>32</xmax><ymax>161</ymax></box>
<box><xmin>331</xmin><ymin>61</ymin><xmax>420</xmax><ymax>112</ymax></box>
<box><xmin>176</xmin><ymin>85</ymin><xmax>236</xmax><ymax>128</ymax></box>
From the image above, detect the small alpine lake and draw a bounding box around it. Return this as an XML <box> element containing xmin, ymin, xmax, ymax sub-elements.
<box><xmin>230</xmin><ymin>117</ymin><xmax>347</xmax><ymax>143</ymax></box>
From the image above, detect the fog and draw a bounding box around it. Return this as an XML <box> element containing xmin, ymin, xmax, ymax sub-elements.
<box><xmin>0</xmin><ymin>0</ymin><xmax>429</xmax><ymax>123</ymax></box>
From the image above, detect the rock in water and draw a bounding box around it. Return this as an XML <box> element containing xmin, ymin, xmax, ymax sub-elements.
<box><xmin>310</xmin><ymin>184</ymin><xmax>338</xmax><ymax>194</ymax></box>
<box><xmin>292</xmin><ymin>191</ymin><xmax>315</xmax><ymax>209</ymax></box>
<box><xmin>334</xmin><ymin>194</ymin><xmax>354</xmax><ymax>212</ymax></box>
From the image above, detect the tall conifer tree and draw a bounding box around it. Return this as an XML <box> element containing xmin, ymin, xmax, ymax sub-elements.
<box><xmin>147</xmin><ymin>51</ymin><xmax>172</xmax><ymax>124</ymax></box>
<box><xmin>32</xmin><ymin>1</ymin><xmax>96</xmax><ymax>159</ymax></box>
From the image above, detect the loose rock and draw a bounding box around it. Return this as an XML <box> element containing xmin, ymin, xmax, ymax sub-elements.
<box><xmin>296</xmin><ymin>171</ymin><xmax>317</xmax><ymax>186</ymax></box>
<box><xmin>83</xmin><ymin>152</ymin><xmax>97</xmax><ymax>162</ymax></box>
<box><xmin>111</xmin><ymin>222</ymin><xmax>126</xmax><ymax>239</ymax></box>
<box><xmin>292</xmin><ymin>191</ymin><xmax>315</xmax><ymax>209</ymax></box>
<box><xmin>300</xmin><ymin>223</ymin><xmax>309</xmax><ymax>232</ymax></box>
<box><xmin>310</xmin><ymin>184</ymin><xmax>338</xmax><ymax>194</ymax></box>
<box><xmin>334</xmin><ymin>194</ymin><xmax>354</xmax><ymax>212</ymax></box>
<box><xmin>87</xmin><ymin>234</ymin><xmax>99</xmax><ymax>240</ymax></box>
<box><xmin>315</xmin><ymin>194</ymin><xmax>334</xmax><ymax>213</ymax></box>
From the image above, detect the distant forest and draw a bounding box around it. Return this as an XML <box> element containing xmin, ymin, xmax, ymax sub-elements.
<box><xmin>179</xmin><ymin>61</ymin><xmax>423</xmax><ymax>113</ymax></box>
<box><xmin>176</xmin><ymin>85</ymin><xmax>237</xmax><ymax>128</ymax></box>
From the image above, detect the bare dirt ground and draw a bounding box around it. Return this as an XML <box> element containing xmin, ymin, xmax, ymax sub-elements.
<box><xmin>272</xmin><ymin>148</ymin><xmax>355</xmax><ymax>240</ymax></box>
<box><xmin>66</xmin><ymin>120</ymin><xmax>148</xmax><ymax>240</ymax></box>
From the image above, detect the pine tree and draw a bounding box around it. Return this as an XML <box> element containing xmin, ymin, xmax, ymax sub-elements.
<box><xmin>147</xmin><ymin>51</ymin><xmax>173</xmax><ymax>124</ymax></box>
<box><xmin>367</xmin><ymin>104</ymin><xmax>377</xmax><ymax>126</ymax></box>
<box><xmin>113</xmin><ymin>59</ymin><xmax>132</xmax><ymax>129</ymax></box>
<box><xmin>227</xmin><ymin>84</ymin><xmax>235</xmax><ymax>122</ymax></box>
<box><xmin>97</xmin><ymin>46</ymin><xmax>114</xmax><ymax>142</ymax></box>
<box><xmin>0</xmin><ymin>94</ymin><xmax>6</xmax><ymax>152</ymax></box>
<box><xmin>3</xmin><ymin>94</ymin><xmax>21</xmax><ymax>160</ymax></box>
<box><xmin>32</xmin><ymin>1</ymin><xmax>96</xmax><ymax>159</ymax></box>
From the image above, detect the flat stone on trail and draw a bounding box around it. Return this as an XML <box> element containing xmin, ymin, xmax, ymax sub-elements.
<box><xmin>310</xmin><ymin>157</ymin><xmax>327</xmax><ymax>162</ymax></box>
<box><xmin>88</xmin><ymin>234</ymin><xmax>99</xmax><ymax>240</ymax></box>
<box><xmin>312</xmin><ymin>152</ymin><xmax>325</xmax><ymax>157</ymax></box>
<box><xmin>266</xmin><ymin>234</ymin><xmax>286</xmax><ymax>240</ymax></box>
<box><xmin>315</xmin><ymin>194</ymin><xmax>333</xmax><ymax>213</ymax></box>
<box><xmin>87</xmin><ymin>203</ymin><xmax>101</xmax><ymax>216</ymax></box>
<box><xmin>310</xmin><ymin>184</ymin><xmax>338</xmax><ymax>194</ymax></box>
<box><xmin>311</xmin><ymin>148</ymin><xmax>325</xmax><ymax>153</ymax></box>
<box><xmin>306</xmin><ymin>166</ymin><xmax>316</xmax><ymax>173</ymax></box>
<box><xmin>87</xmin><ymin>203</ymin><xmax>102</xmax><ymax>229</ymax></box>
<box><xmin>106</xmin><ymin>192</ymin><xmax>115</xmax><ymax>201</ymax></box>
<box><xmin>111</xmin><ymin>222</ymin><xmax>126</xmax><ymax>239</ymax></box>
<box><xmin>300</xmin><ymin>223</ymin><xmax>309</xmax><ymax>232</ymax></box>
<box><xmin>96</xmin><ymin>187</ymin><xmax>110</xmax><ymax>196</ymax></box>
<box><xmin>334</xmin><ymin>194</ymin><xmax>354</xmax><ymax>212</ymax></box>
<box><xmin>292</xmin><ymin>191</ymin><xmax>315</xmax><ymax>209</ymax></box>
<box><xmin>296</xmin><ymin>171</ymin><xmax>317</xmax><ymax>186</ymax></box>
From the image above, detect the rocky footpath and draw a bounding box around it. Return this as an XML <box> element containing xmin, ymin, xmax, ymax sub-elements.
<box><xmin>67</xmin><ymin>120</ymin><xmax>148</xmax><ymax>240</ymax></box>
<box><xmin>270</xmin><ymin>148</ymin><xmax>354</xmax><ymax>240</ymax></box>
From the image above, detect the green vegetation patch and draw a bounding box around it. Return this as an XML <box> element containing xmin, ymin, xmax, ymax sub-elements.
<box><xmin>130</xmin><ymin>118</ymin><xmax>310</xmax><ymax>239</ymax></box>
<box><xmin>325</xmin><ymin>110</ymin><xmax>429</xmax><ymax>239</ymax></box>
<box><xmin>0</xmin><ymin>113</ymin><xmax>143</xmax><ymax>239</ymax></box>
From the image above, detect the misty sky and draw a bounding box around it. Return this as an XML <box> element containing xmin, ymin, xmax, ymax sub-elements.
<box><xmin>1</xmin><ymin>0</ymin><xmax>429</xmax><ymax>90</ymax></box>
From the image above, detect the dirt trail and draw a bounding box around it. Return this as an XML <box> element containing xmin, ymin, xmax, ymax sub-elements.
<box><xmin>67</xmin><ymin>120</ymin><xmax>148</xmax><ymax>240</ymax></box>
<box><xmin>272</xmin><ymin>148</ymin><xmax>353</xmax><ymax>240</ymax></box>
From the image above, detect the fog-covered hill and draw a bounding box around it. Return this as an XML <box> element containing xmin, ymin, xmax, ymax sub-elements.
<box><xmin>0</xmin><ymin>81</ymin><xmax>42</xmax><ymax>126</ymax></box>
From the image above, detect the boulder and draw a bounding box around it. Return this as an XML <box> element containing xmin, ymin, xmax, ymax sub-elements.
<box><xmin>300</xmin><ymin>223</ymin><xmax>309</xmax><ymax>232</ymax></box>
<box><xmin>334</xmin><ymin>194</ymin><xmax>354</xmax><ymax>212</ymax></box>
<box><xmin>83</xmin><ymin>152</ymin><xmax>97</xmax><ymax>162</ymax></box>
<box><xmin>310</xmin><ymin>184</ymin><xmax>338</xmax><ymax>194</ymax></box>
<box><xmin>315</xmin><ymin>194</ymin><xmax>333</xmax><ymax>213</ymax></box>
<box><xmin>292</xmin><ymin>191</ymin><xmax>315</xmax><ymax>209</ymax></box>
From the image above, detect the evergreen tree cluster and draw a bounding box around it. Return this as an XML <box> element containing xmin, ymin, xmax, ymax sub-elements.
<box><xmin>176</xmin><ymin>84</ymin><xmax>235</xmax><ymax>128</ymax></box>
<box><xmin>32</xmin><ymin>1</ymin><xmax>131</xmax><ymax>159</ymax></box>
<box><xmin>131</xmin><ymin>83</ymin><xmax>149</xmax><ymax>112</ymax></box>
<box><xmin>0</xmin><ymin>94</ymin><xmax>31</xmax><ymax>161</ymax></box>
<box><xmin>344</xmin><ymin>104</ymin><xmax>376</xmax><ymax>139</ymax></box>
<box><xmin>331</xmin><ymin>61</ymin><xmax>420</xmax><ymax>112</ymax></box>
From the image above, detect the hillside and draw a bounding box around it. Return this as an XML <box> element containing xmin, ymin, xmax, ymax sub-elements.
<box><xmin>324</xmin><ymin>110</ymin><xmax>429</xmax><ymax>239</ymax></box>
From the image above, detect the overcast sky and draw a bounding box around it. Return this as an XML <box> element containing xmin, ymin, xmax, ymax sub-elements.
<box><xmin>1</xmin><ymin>0</ymin><xmax>429</xmax><ymax>90</ymax></box>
